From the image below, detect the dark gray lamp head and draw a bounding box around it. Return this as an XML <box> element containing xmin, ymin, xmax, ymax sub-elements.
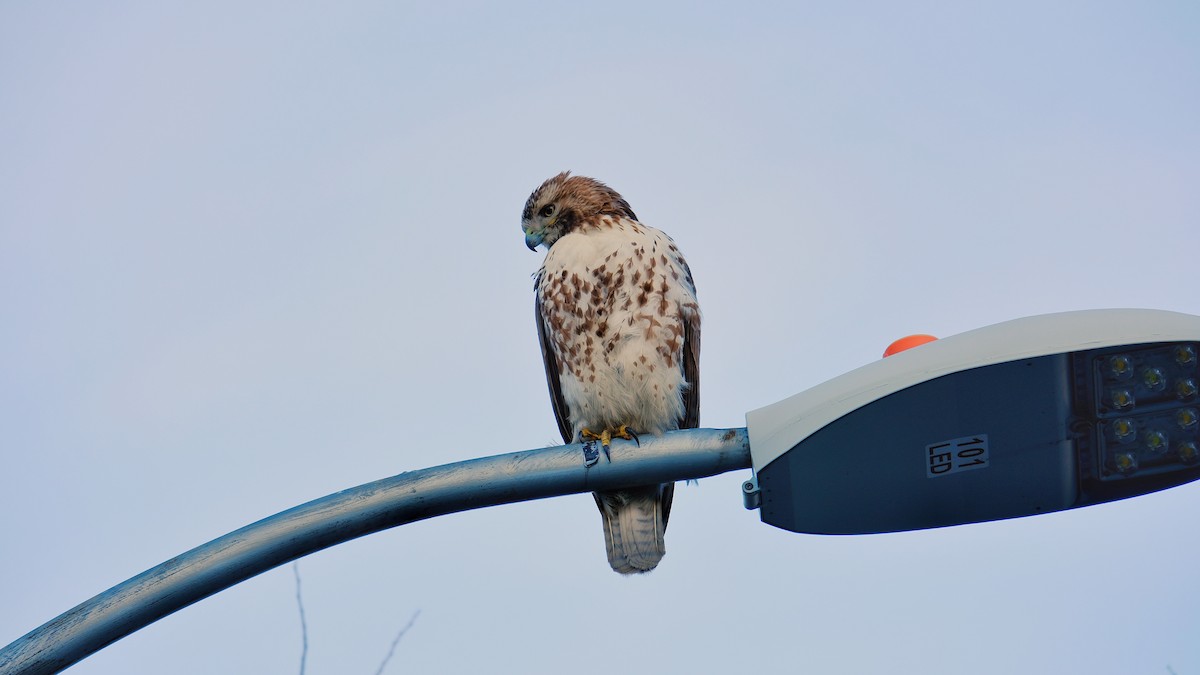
<box><xmin>746</xmin><ymin>309</ymin><xmax>1200</xmax><ymax>535</ymax></box>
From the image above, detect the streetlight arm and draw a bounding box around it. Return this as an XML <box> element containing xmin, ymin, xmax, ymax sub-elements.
<box><xmin>0</xmin><ymin>428</ymin><xmax>751</xmax><ymax>675</ymax></box>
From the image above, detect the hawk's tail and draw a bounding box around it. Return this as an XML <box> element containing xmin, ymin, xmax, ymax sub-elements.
<box><xmin>594</xmin><ymin>483</ymin><xmax>675</xmax><ymax>574</ymax></box>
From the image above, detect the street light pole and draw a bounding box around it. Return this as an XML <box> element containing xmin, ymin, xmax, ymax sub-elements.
<box><xmin>0</xmin><ymin>428</ymin><xmax>751</xmax><ymax>675</ymax></box>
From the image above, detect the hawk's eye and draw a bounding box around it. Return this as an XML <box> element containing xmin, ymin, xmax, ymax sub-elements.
<box><xmin>539</xmin><ymin>204</ymin><xmax>555</xmax><ymax>218</ymax></box>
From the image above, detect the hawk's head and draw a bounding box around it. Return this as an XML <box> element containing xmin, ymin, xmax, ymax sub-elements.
<box><xmin>521</xmin><ymin>172</ymin><xmax>638</xmax><ymax>251</ymax></box>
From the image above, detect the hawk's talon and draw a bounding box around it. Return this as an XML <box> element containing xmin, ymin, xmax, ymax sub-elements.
<box><xmin>615</xmin><ymin>425</ymin><xmax>640</xmax><ymax>447</ymax></box>
<box><xmin>580</xmin><ymin>425</ymin><xmax>639</xmax><ymax>462</ymax></box>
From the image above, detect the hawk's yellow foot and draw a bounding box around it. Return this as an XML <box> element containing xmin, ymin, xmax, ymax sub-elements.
<box><xmin>580</xmin><ymin>427</ymin><xmax>610</xmax><ymax>448</ymax></box>
<box><xmin>581</xmin><ymin>426</ymin><xmax>639</xmax><ymax>449</ymax></box>
<box><xmin>612</xmin><ymin>425</ymin><xmax>639</xmax><ymax>446</ymax></box>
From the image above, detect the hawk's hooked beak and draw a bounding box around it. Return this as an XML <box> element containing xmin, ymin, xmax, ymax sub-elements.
<box><xmin>524</xmin><ymin>228</ymin><xmax>546</xmax><ymax>251</ymax></box>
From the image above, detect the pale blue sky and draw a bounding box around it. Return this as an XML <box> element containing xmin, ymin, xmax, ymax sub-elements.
<box><xmin>2</xmin><ymin>2</ymin><xmax>1199</xmax><ymax>673</ymax></box>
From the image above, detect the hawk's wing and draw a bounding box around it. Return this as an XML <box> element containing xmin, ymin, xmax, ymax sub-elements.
<box><xmin>535</xmin><ymin>287</ymin><xmax>574</xmax><ymax>444</ymax></box>
<box><xmin>681</xmin><ymin>311</ymin><xmax>700</xmax><ymax>430</ymax></box>
<box><xmin>680</xmin><ymin>257</ymin><xmax>701</xmax><ymax>430</ymax></box>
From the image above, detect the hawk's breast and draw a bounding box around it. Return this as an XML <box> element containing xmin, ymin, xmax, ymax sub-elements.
<box><xmin>537</xmin><ymin>217</ymin><xmax>698</xmax><ymax>440</ymax></box>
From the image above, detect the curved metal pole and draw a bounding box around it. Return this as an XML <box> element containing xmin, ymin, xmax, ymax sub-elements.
<box><xmin>0</xmin><ymin>428</ymin><xmax>751</xmax><ymax>675</ymax></box>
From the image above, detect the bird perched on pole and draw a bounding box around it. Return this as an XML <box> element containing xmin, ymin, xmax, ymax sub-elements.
<box><xmin>522</xmin><ymin>172</ymin><xmax>701</xmax><ymax>574</ymax></box>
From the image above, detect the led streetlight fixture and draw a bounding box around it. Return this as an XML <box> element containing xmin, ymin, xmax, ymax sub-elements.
<box><xmin>746</xmin><ymin>309</ymin><xmax>1200</xmax><ymax>534</ymax></box>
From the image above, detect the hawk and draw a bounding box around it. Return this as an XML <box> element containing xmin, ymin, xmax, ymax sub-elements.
<box><xmin>522</xmin><ymin>172</ymin><xmax>700</xmax><ymax>574</ymax></box>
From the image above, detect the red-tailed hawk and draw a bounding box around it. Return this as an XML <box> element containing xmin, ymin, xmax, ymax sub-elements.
<box><xmin>522</xmin><ymin>172</ymin><xmax>700</xmax><ymax>574</ymax></box>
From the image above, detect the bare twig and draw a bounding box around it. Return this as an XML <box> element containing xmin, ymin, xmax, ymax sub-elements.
<box><xmin>292</xmin><ymin>563</ymin><xmax>309</xmax><ymax>675</ymax></box>
<box><xmin>375</xmin><ymin>609</ymin><xmax>421</xmax><ymax>675</ymax></box>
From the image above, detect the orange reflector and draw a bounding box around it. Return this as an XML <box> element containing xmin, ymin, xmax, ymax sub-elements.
<box><xmin>883</xmin><ymin>334</ymin><xmax>938</xmax><ymax>358</ymax></box>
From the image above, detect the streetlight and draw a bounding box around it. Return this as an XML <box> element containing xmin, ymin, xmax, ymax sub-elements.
<box><xmin>3</xmin><ymin>309</ymin><xmax>1199</xmax><ymax>674</ymax></box>
<box><xmin>745</xmin><ymin>308</ymin><xmax>1200</xmax><ymax>534</ymax></box>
